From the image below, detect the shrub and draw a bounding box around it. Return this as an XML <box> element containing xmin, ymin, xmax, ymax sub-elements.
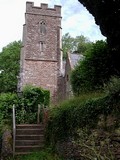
<box><xmin>22</xmin><ymin>85</ymin><xmax>50</xmax><ymax>107</ymax></box>
<box><xmin>46</xmin><ymin>87</ymin><xmax>120</xmax><ymax>145</ymax></box>
<box><xmin>0</xmin><ymin>93</ymin><xmax>18</xmax><ymax>121</ymax></box>
<box><xmin>0</xmin><ymin>93</ymin><xmax>18</xmax><ymax>137</ymax></box>
<box><xmin>46</xmin><ymin>93</ymin><xmax>102</xmax><ymax>143</ymax></box>
<box><xmin>71</xmin><ymin>40</ymin><xmax>114</xmax><ymax>95</ymax></box>
<box><xmin>104</xmin><ymin>76</ymin><xmax>120</xmax><ymax>97</ymax></box>
<box><xmin>16</xmin><ymin>85</ymin><xmax>50</xmax><ymax>124</ymax></box>
<box><xmin>0</xmin><ymin>85</ymin><xmax>50</xmax><ymax>125</ymax></box>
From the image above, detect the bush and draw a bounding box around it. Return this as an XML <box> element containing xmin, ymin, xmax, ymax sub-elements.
<box><xmin>0</xmin><ymin>93</ymin><xmax>18</xmax><ymax>137</ymax></box>
<box><xmin>46</xmin><ymin>92</ymin><xmax>102</xmax><ymax>143</ymax></box>
<box><xmin>0</xmin><ymin>93</ymin><xmax>18</xmax><ymax>121</ymax></box>
<box><xmin>46</xmin><ymin>85</ymin><xmax>120</xmax><ymax>145</ymax></box>
<box><xmin>104</xmin><ymin>76</ymin><xmax>120</xmax><ymax>97</ymax></box>
<box><xmin>22</xmin><ymin>85</ymin><xmax>50</xmax><ymax>107</ymax></box>
<box><xmin>0</xmin><ymin>85</ymin><xmax>50</xmax><ymax>125</ymax></box>
<box><xmin>16</xmin><ymin>85</ymin><xmax>50</xmax><ymax>124</ymax></box>
<box><xmin>71</xmin><ymin>40</ymin><xmax>114</xmax><ymax>95</ymax></box>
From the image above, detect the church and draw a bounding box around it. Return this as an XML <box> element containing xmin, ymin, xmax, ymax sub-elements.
<box><xmin>18</xmin><ymin>2</ymin><xmax>82</xmax><ymax>104</ymax></box>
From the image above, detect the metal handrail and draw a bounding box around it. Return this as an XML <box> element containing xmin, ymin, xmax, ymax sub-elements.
<box><xmin>13</xmin><ymin>104</ymin><xmax>16</xmax><ymax>157</ymax></box>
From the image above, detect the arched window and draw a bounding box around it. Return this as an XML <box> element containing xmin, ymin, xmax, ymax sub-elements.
<box><xmin>40</xmin><ymin>21</ymin><xmax>46</xmax><ymax>35</ymax></box>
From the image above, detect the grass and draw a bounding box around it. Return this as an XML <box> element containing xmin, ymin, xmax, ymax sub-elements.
<box><xmin>54</xmin><ymin>90</ymin><xmax>105</xmax><ymax>109</ymax></box>
<box><xmin>10</xmin><ymin>149</ymin><xmax>63</xmax><ymax>160</ymax></box>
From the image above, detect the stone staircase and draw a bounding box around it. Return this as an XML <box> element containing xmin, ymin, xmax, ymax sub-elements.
<box><xmin>15</xmin><ymin>124</ymin><xmax>45</xmax><ymax>155</ymax></box>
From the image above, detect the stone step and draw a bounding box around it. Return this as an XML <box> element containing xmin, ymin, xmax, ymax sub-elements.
<box><xmin>15</xmin><ymin>145</ymin><xmax>44</xmax><ymax>152</ymax></box>
<box><xmin>15</xmin><ymin>152</ymin><xmax>32</xmax><ymax>155</ymax></box>
<box><xmin>16</xmin><ymin>124</ymin><xmax>44</xmax><ymax>129</ymax></box>
<box><xmin>15</xmin><ymin>139</ymin><xmax>44</xmax><ymax>146</ymax></box>
<box><xmin>15</xmin><ymin>124</ymin><xmax>45</xmax><ymax>155</ymax></box>
<box><xmin>16</xmin><ymin>134</ymin><xmax>44</xmax><ymax>140</ymax></box>
<box><xmin>16</xmin><ymin>128</ymin><xmax>44</xmax><ymax>135</ymax></box>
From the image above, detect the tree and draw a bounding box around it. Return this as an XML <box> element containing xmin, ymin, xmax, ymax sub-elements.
<box><xmin>78</xmin><ymin>0</ymin><xmax>120</xmax><ymax>54</ymax></box>
<box><xmin>71</xmin><ymin>40</ymin><xmax>114</xmax><ymax>95</ymax></box>
<box><xmin>62</xmin><ymin>33</ymin><xmax>74</xmax><ymax>59</ymax></box>
<box><xmin>62</xmin><ymin>33</ymin><xmax>93</xmax><ymax>59</ymax></box>
<box><xmin>0</xmin><ymin>41</ymin><xmax>21</xmax><ymax>93</ymax></box>
<box><xmin>74</xmin><ymin>35</ymin><xmax>93</xmax><ymax>55</ymax></box>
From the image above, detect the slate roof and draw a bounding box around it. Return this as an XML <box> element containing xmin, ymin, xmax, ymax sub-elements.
<box><xmin>61</xmin><ymin>53</ymin><xmax>84</xmax><ymax>76</ymax></box>
<box><xmin>70</xmin><ymin>53</ymin><xmax>84</xmax><ymax>68</ymax></box>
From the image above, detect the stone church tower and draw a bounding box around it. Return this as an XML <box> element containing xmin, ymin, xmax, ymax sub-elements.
<box><xmin>18</xmin><ymin>2</ymin><xmax>63</xmax><ymax>103</ymax></box>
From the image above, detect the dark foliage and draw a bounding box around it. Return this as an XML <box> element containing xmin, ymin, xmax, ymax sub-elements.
<box><xmin>71</xmin><ymin>40</ymin><xmax>115</xmax><ymax>95</ymax></box>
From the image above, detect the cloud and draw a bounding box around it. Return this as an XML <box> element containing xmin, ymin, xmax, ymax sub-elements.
<box><xmin>62</xmin><ymin>6</ymin><xmax>105</xmax><ymax>41</ymax></box>
<box><xmin>0</xmin><ymin>0</ymin><xmax>106</xmax><ymax>51</ymax></box>
<box><xmin>61</xmin><ymin>0</ymin><xmax>106</xmax><ymax>41</ymax></box>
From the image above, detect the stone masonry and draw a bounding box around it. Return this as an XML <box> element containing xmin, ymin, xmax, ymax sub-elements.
<box><xmin>18</xmin><ymin>2</ymin><xmax>63</xmax><ymax>103</ymax></box>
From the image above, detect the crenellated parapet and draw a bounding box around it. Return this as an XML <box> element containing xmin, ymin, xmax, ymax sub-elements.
<box><xmin>26</xmin><ymin>1</ymin><xmax>61</xmax><ymax>17</ymax></box>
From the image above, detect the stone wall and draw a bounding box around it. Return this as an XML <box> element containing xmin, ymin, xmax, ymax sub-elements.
<box><xmin>1</xmin><ymin>129</ymin><xmax>12</xmax><ymax>160</ymax></box>
<box><xmin>64</xmin><ymin>53</ymin><xmax>73</xmax><ymax>99</ymax></box>
<box><xmin>21</xmin><ymin>60</ymin><xmax>58</xmax><ymax>103</ymax></box>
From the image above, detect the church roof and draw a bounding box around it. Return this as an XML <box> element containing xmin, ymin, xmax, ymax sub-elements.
<box><xmin>61</xmin><ymin>53</ymin><xmax>84</xmax><ymax>77</ymax></box>
<box><xmin>70</xmin><ymin>53</ymin><xmax>84</xmax><ymax>68</ymax></box>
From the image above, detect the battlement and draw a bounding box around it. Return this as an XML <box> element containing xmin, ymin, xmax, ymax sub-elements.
<box><xmin>26</xmin><ymin>1</ymin><xmax>61</xmax><ymax>17</ymax></box>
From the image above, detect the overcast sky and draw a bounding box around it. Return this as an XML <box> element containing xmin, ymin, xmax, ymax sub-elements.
<box><xmin>0</xmin><ymin>0</ymin><xmax>106</xmax><ymax>52</ymax></box>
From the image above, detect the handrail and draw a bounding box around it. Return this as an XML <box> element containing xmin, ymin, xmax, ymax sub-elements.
<box><xmin>37</xmin><ymin>104</ymin><xmax>41</xmax><ymax>124</ymax></box>
<box><xmin>13</xmin><ymin>104</ymin><xmax>16</xmax><ymax>157</ymax></box>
